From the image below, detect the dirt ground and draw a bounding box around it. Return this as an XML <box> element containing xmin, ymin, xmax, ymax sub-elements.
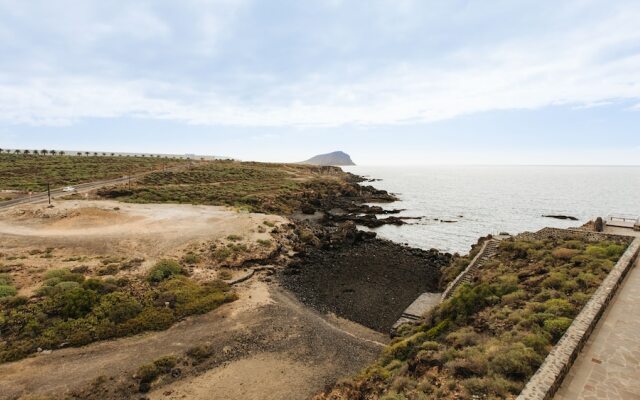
<box><xmin>0</xmin><ymin>200</ymin><xmax>387</xmax><ymax>400</ymax></box>
<box><xmin>0</xmin><ymin>280</ymin><xmax>386</xmax><ymax>400</ymax></box>
<box><xmin>0</xmin><ymin>200</ymin><xmax>284</xmax><ymax>294</ymax></box>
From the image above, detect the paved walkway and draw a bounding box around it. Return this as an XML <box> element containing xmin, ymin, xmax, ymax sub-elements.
<box><xmin>555</xmin><ymin>252</ymin><xmax>640</xmax><ymax>400</ymax></box>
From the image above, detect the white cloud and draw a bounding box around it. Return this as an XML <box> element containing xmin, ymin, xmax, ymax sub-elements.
<box><xmin>0</xmin><ymin>1</ymin><xmax>639</xmax><ymax>127</ymax></box>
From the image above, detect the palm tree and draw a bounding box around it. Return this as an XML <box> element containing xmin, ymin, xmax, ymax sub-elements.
<box><xmin>84</xmin><ymin>151</ymin><xmax>90</xmax><ymax>156</ymax></box>
<box><xmin>93</xmin><ymin>152</ymin><xmax>98</xmax><ymax>156</ymax></box>
<box><xmin>102</xmin><ymin>152</ymin><xmax>106</xmax><ymax>156</ymax></box>
<box><xmin>110</xmin><ymin>153</ymin><xmax>115</xmax><ymax>156</ymax></box>
<box><xmin>59</xmin><ymin>151</ymin><xmax>65</xmax><ymax>155</ymax></box>
<box><xmin>23</xmin><ymin>149</ymin><xmax>30</xmax><ymax>155</ymax></box>
<box><xmin>77</xmin><ymin>152</ymin><xmax>82</xmax><ymax>156</ymax></box>
<box><xmin>41</xmin><ymin>149</ymin><xmax>48</xmax><ymax>155</ymax></box>
<box><xmin>14</xmin><ymin>149</ymin><xmax>21</xmax><ymax>154</ymax></box>
<box><xmin>50</xmin><ymin>150</ymin><xmax>57</xmax><ymax>156</ymax></box>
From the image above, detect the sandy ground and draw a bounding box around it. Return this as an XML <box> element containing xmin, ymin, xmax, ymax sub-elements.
<box><xmin>0</xmin><ymin>200</ymin><xmax>387</xmax><ymax>400</ymax></box>
<box><xmin>0</xmin><ymin>200</ymin><xmax>284</xmax><ymax>293</ymax></box>
<box><xmin>0</xmin><ymin>199</ymin><xmax>282</xmax><ymax>256</ymax></box>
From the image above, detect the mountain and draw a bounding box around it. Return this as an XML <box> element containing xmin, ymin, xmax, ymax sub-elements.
<box><xmin>301</xmin><ymin>151</ymin><xmax>355</xmax><ymax>166</ymax></box>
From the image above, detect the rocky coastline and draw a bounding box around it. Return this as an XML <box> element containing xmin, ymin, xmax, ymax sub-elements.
<box><xmin>278</xmin><ymin>170</ymin><xmax>453</xmax><ymax>333</ymax></box>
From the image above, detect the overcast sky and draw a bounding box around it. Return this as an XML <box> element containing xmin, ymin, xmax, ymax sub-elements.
<box><xmin>1</xmin><ymin>0</ymin><xmax>639</xmax><ymax>165</ymax></box>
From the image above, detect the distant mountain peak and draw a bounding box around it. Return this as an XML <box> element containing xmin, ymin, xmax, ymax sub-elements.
<box><xmin>301</xmin><ymin>151</ymin><xmax>355</xmax><ymax>166</ymax></box>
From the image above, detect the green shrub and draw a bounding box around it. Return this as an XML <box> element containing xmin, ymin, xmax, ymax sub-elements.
<box><xmin>82</xmin><ymin>278</ymin><xmax>117</xmax><ymax>294</ymax></box>
<box><xmin>552</xmin><ymin>248</ymin><xmax>578</xmax><ymax>260</ymax></box>
<box><xmin>543</xmin><ymin>298</ymin><xmax>575</xmax><ymax>317</ymax></box>
<box><xmin>54</xmin><ymin>281</ymin><xmax>81</xmax><ymax>291</ymax></box>
<box><xmin>490</xmin><ymin>343</ymin><xmax>543</xmax><ymax>379</ymax></box>
<box><xmin>147</xmin><ymin>260</ymin><xmax>183</xmax><ymax>283</ymax></box>
<box><xmin>187</xmin><ymin>345</ymin><xmax>213</xmax><ymax>364</ymax></box>
<box><xmin>137</xmin><ymin>363</ymin><xmax>160</xmax><ymax>391</ymax></box>
<box><xmin>182</xmin><ymin>252</ymin><xmax>200</xmax><ymax>265</ymax></box>
<box><xmin>213</xmin><ymin>247</ymin><xmax>233</xmax><ymax>261</ymax></box>
<box><xmin>445</xmin><ymin>349</ymin><xmax>488</xmax><ymax>377</ymax></box>
<box><xmin>0</xmin><ymin>285</ymin><xmax>17</xmax><ymax>298</ymax></box>
<box><xmin>44</xmin><ymin>269</ymin><xmax>84</xmax><ymax>283</ymax></box>
<box><xmin>153</xmin><ymin>355</ymin><xmax>177</xmax><ymax>373</ymax></box>
<box><xmin>226</xmin><ymin>234</ymin><xmax>242</xmax><ymax>242</ymax></box>
<box><xmin>125</xmin><ymin>307</ymin><xmax>175</xmax><ymax>332</ymax></box>
<box><xmin>257</xmin><ymin>239</ymin><xmax>272</xmax><ymax>247</ymax></box>
<box><xmin>47</xmin><ymin>287</ymin><xmax>98</xmax><ymax>319</ymax></box>
<box><xmin>502</xmin><ymin>290</ymin><xmax>526</xmax><ymax>304</ymax></box>
<box><xmin>462</xmin><ymin>376</ymin><xmax>522</xmax><ymax>397</ymax></box>
<box><xmin>0</xmin><ymin>273</ymin><xmax>11</xmax><ymax>286</ymax></box>
<box><xmin>521</xmin><ymin>333</ymin><xmax>549</xmax><ymax>353</ymax></box>
<box><xmin>93</xmin><ymin>292</ymin><xmax>143</xmax><ymax>323</ymax></box>
<box><xmin>544</xmin><ymin>317</ymin><xmax>572</xmax><ymax>341</ymax></box>
<box><xmin>542</xmin><ymin>272</ymin><xmax>565</xmax><ymax>289</ymax></box>
<box><xmin>383</xmin><ymin>339</ymin><xmax>413</xmax><ymax>363</ymax></box>
<box><xmin>446</xmin><ymin>327</ymin><xmax>481</xmax><ymax>348</ymax></box>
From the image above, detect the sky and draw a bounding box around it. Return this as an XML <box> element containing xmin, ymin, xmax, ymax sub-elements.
<box><xmin>1</xmin><ymin>0</ymin><xmax>639</xmax><ymax>165</ymax></box>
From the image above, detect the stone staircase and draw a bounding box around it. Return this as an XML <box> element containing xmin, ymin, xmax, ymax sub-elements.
<box><xmin>391</xmin><ymin>237</ymin><xmax>503</xmax><ymax>335</ymax></box>
<box><xmin>441</xmin><ymin>238</ymin><xmax>500</xmax><ymax>301</ymax></box>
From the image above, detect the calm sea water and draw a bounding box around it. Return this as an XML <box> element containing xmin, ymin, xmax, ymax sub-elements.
<box><xmin>344</xmin><ymin>166</ymin><xmax>640</xmax><ymax>254</ymax></box>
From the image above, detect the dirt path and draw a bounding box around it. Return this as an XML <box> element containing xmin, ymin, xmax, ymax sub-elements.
<box><xmin>0</xmin><ymin>280</ymin><xmax>387</xmax><ymax>400</ymax></box>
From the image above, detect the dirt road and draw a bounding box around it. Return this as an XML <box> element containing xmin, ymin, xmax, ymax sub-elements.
<box><xmin>0</xmin><ymin>281</ymin><xmax>387</xmax><ymax>400</ymax></box>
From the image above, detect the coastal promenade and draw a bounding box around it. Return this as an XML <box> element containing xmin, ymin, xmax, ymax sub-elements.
<box><xmin>555</xmin><ymin>232</ymin><xmax>640</xmax><ymax>400</ymax></box>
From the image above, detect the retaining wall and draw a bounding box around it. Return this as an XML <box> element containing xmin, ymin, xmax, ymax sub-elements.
<box><xmin>517</xmin><ymin>236</ymin><xmax>640</xmax><ymax>400</ymax></box>
<box><xmin>440</xmin><ymin>239</ymin><xmax>496</xmax><ymax>301</ymax></box>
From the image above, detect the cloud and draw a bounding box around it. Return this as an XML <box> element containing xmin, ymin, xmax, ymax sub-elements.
<box><xmin>0</xmin><ymin>1</ymin><xmax>639</xmax><ymax>127</ymax></box>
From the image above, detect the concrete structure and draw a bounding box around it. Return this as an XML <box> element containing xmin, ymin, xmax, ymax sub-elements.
<box><xmin>391</xmin><ymin>293</ymin><xmax>441</xmax><ymax>334</ymax></box>
<box><xmin>605</xmin><ymin>215</ymin><xmax>640</xmax><ymax>231</ymax></box>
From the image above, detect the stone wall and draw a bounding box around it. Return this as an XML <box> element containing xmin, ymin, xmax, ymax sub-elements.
<box><xmin>517</xmin><ymin>236</ymin><xmax>640</xmax><ymax>400</ymax></box>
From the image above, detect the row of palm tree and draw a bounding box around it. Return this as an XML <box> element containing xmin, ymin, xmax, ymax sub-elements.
<box><xmin>0</xmin><ymin>149</ymin><xmax>66</xmax><ymax>155</ymax></box>
<box><xmin>0</xmin><ymin>148</ymin><xmax>193</xmax><ymax>159</ymax></box>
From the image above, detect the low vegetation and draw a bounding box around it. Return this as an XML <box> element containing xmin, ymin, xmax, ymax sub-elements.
<box><xmin>136</xmin><ymin>355</ymin><xmax>178</xmax><ymax>392</ymax></box>
<box><xmin>97</xmin><ymin>161</ymin><xmax>347</xmax><ymax>213</ymax></box>
<box><xmin>317</xmin><ymin>235</ymin><xmax>629</xmax><ymax>399</ymax></box>
<box><xmin>0</xmin><ymin>153</ymin><xmax>187</xmax><ymax>192</ymax></box>
<box><xmin>0</xmin><ymin>260</ymin><xmax>236</xmax><ymax>363</ymax></box>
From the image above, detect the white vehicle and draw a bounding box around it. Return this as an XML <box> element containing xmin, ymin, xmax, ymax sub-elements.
<box><xmin>62</xmin><ymin>186</ymin><xmax>76</xmax><ymax>192</ymax></box>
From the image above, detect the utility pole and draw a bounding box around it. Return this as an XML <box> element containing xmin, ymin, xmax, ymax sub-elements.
<box><xmin>47</xmin><ymin>183</ymin><xmax>51</xmax><ymax>205</ymax></box>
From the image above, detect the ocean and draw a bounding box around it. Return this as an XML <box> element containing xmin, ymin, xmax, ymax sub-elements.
<box><xmin>344</xmin><ymin>166</ymin><xmax>640</xmax><ymax>254</ymax></box>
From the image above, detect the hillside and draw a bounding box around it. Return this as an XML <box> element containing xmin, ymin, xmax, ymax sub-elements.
<box><xmin>0</xmin><ymin>153</ymin><xmax>188</xmax><ymax>192</ymax></box>
<box><xmin>301</xmin><ymin>151</ymin><xmax>355</xmax><ymax>166</ymax></box>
